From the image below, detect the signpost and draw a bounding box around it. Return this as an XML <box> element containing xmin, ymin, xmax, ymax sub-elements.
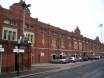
<box><xmin>0</xmin><ymin>44</ymin><xmax>4</xmax><ymax>74</ymax></box>
<box><xmin>0</xmin><ymin>44</ymin><xmax>4</xmax><ymax>52</ymax></box>
<box><xmin>13</xmin><ymin>39</ymin><xmax>25</xmax><ymax>75</ymax></box>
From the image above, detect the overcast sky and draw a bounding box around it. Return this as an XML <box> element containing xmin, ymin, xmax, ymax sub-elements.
<box><xmin>0</xmin><ymin>0</ymin><xmax>104</xmax><ymax>43</ymax></box>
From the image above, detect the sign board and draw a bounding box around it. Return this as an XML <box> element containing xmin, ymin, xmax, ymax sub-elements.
<box><xmin>15</xmin><ymin>46</ymin><xmax>18</xmax><ymax>49</ymax></box>
<box><xmin>20</xmin><ymin>46</ymin><xmax>26</xmax><ymax>49</ymax></box>
<box><xmin>0</xmin><ymin>48</ymin><xmax>4</xmax><ymax>52</ymax></box>
<box><xmin>0</xmin><ymin>44</ymin><xmax>2</xmax><ymax>48</ymax></box>
<box><xmin>24</xmin><ymin>37</ymin><xmax>28</xmax><ymax>40</ymax></box>
<box><xmin>13</xmin><ymin>49</ymin><xmax>24</xmax><ymax>53</ymax></box>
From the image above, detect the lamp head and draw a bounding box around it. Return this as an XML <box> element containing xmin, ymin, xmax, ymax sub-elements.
<box><xmin>26</xmin><ymin>4</ymin><xmax>31</xmax><ymax>8</ymax></box>
<box><xmin>27</xmin><ymin>4</ymin><xmax>31</xmax><ymax>7</ymax></box>
<box><xmin>21</xmin><ymin>1</ymin><xmax>31</xmax><ymax>8</ymax></box>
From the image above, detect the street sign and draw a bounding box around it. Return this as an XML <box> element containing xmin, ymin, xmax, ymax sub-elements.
<box><xmin>13</xmin><ymin>49</ymin><xmax>24</xmax><ymax>53</ymax></box>
<box><xmin>20</xmin><ymin>46</ymin><xmax>26</xmax><ymax>49</ymax></box>
<box><xmin>0</xmin><ymin>48</ymin><xmax>4</xmax><ymax>52</ymax></box>
<box><xmin>15</xmin><ymin>46</ymin><xmax>18</xmax><ymax>49</ymax></box>
<box><xmin>0</xmin><ymin>44</ymin><xmax>2</xmax><ymax>48</ymax></box>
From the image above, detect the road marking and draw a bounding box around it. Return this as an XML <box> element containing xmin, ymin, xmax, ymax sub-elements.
<box><xmin>45</xmin><ymin>77</ymin><xmax>51</xmax><ymax>78</ymax></box>
<box><xmin>53</xmin><ymin>74</ymin><xmax>58</xmax><ymax>76</ymax></box>
<box><xmin>59</xmin><ymin>73</ymin><xmax>63</xmax><ymax>74</ymax></box>
<box><xmin>45</xmin><ymin>75</ymin><xmax>52</xmax><ymax>78</ymax></box>
<box><xmin>63</xmin><ymin>71</ymin><xmax>68</xmax><ymax>73</ymax></box>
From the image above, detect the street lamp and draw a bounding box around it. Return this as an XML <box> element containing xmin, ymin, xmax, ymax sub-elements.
<box><xmin>21</xmin><ymin>0</ymin><xmax>31</xmax><ymax>43</ymax></box>
<box><xmin>98</xmin><ymin>24</ymin><xmax>103</xmax><ymax>43</ymax></box>
<box><xmin>17</xmin><ymin>1</ymin><xmax>31</xmax><ymax>76</ymax></box>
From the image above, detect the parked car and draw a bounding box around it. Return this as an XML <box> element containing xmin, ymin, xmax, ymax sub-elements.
<box><xmin>101</xmin><ymin>55</ymin><xmax>104</xmax><ymax>58</ymax></box>
<box><xmin>86</xmin><ymin>56</ymin><xmax>92</xmax><ymax>60</ymax></box>
<box><xmin>50</xmin><ymin>58</ymin><xmax>69</xmax><ymax>64</ymax></box>
<box><xmin>82</xmin><ymin>56</ymin><xmax>88</xmax><ymax>61</ymax></box>
<box><xmin>69</xmin><ymin>57</ymin><xmax>77</xmax><ymax>62</ymax></box>
<box><xmin>77</xmin><ymin>57</ymin><xmax>83</xmax><ymax>62</ymax></box>
<box><xmin>91</xmin><ymin>55</ymin><xmax>100</xmax><ymax>60</ymax></box>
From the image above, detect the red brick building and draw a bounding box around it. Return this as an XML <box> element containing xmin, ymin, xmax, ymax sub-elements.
<box><xmin>0</xmin><ymin>0</ymin><xmax>104</xmax><ymax>73</ymax></box>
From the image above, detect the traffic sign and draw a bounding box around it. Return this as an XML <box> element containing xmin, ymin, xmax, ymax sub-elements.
<box><xmin>0</xmin><ymin>44</ymin><xmax>2</xmax><ymax>48</ymax></box>
<box><xmin>13</xmin><ymin>49</ymin><xmax>24</xmax><ymax>53</ymax></box>
<box><xmin>0</xmin><ymin>48</ymin><xmax>4</xmax><ymax>52</ymax></box>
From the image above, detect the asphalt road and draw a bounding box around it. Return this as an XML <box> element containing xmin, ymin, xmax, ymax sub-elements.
<box><xmin>25</xmin><ymin>59</ymin><xmax>104</xmax><ymax>78</ymax></box>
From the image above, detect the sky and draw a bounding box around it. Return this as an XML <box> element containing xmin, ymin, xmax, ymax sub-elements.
<box><xmin>0</xmin><ymin>0</ymin><xmax>104</xmax><ymax>43</ymax></box>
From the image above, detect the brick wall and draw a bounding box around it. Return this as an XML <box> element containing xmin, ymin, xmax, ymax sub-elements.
<box><xmin>0</xmin><ymin>40</ymin><xmax>31</xmax><ymax>73</ymax></box>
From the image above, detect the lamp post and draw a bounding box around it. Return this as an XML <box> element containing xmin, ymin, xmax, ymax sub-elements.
<box><xmin>21</xmin><ymin>0</ymin><xmax>31</xmax><ymax>42</ymax></box>
<box><xmin>98</xmin><ymin>24</ymin><xmax>103</xmax><ymax>43</ymax></box>
<box><xmin>17</xmin><ymin>1</ymin><xmax>31</xmax><ymax>75</ymax></box>
<box><xmin>17</xmin><ymin>39</ymin><xmax>20</xmax><ymax>75</ymax></box>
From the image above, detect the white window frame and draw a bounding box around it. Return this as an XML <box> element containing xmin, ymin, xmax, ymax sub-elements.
<box><xmin>3</xmin><ymin>19</ymin><xmax>10</xmax><ymax>24</ymax></box>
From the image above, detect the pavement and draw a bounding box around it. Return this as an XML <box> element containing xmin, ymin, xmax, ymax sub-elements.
<box><xmin>0</xmin><ymin>60</ymin><xmax>99</xmax><ymax>78</ymax></box>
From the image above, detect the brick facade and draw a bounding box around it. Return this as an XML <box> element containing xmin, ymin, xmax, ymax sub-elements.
<box><xmin>0</xmin><ymin>0</ymin><xmax>104</xmax><ymax>73</ymax></box>
<box><xmin>0</xmin><ymin>40</ymin><xmax>31</xmax><ymax>73</ymax></box>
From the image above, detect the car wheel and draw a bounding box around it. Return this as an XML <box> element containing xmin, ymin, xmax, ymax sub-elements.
<box><xmin>50</xmin><ymin>61</ymin><xmax>53</xmax><ymax>63</ymax></box>
<box><xmin>72</xmin><ymin>60</ymin><xmax>74</xmax><ymax>62</ymax></box>
<box><xmin>60</xmin><ymin>61</ymin><xmax>63</xmax><ymax>64</ymax></box>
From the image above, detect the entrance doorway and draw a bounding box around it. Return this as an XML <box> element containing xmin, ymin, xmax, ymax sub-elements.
<box><xmin>52</xmin><ymin>55</ymin><xmax>56</xmax><ymax>59</ymax></box>
<box><xmin>51</xmin><ymin>52</ymin><xmax>56</xmax><ymax>59</ymax></box>
<box><xmin>15</xmin><ymin>53</ymin><xmax>17</xmax><ymax>71</ymax></box>
<box><xmin>83</xmin><ymin>53</ymin><xmax>86</xmax><ymax>56</ymax></box>
<box><xmin>60</xmin><ymin>55</ymin><xmax>62</xmax><ymax>59</ymax></box>
<box><xmin>74</xmin><ymin>53</ymin><xmax>77</xmax><ymax>57</ymax></box>
<box><xmin>0</xmin><ymin>53</ymin><xmax>2</xmax><ymax>74</ymax></box>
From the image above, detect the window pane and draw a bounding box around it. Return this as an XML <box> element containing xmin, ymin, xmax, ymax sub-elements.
<box><xmin>31</xmin><ymin>35</ymin><xmax>33</xmax><ymax>42</ymax></box>
<box><xmin>3</xmin><ymin>19</ymin><xmax>10</xmax><ymax>24</ymax></box>
<box><xmin>28</xmin><ymin>34</ymin><xmax>30</xmax><ymax>41</ymax></box>
<box><xmin>4</xmin><ymin>30</ymin><xmax>7</xmax><ymax>39</ymax></box>
<box><xmin>39</xmin><ymin>28</ymin><xmax>42</xmax><ymax>32</ymax></box>
<box><xmin>11</xmin><ymin>20</ymin><xmax>17</xmax><ymax>26</ymax></box>
<box><xmin>8</xmin><ymin>31</ymin><xmax>12</xmax><ymax>40</ymax></box>
<box><xmin>25</xmin><ymin>24</ymin><xmax>28</xmax><ymax>28</ymax></box>
<box><xmin>29</xmin><ymin>26</ymin><xmax>34</xmax><ymax>30</ymax></box>
<box><xmin>13</xmin><ymin>32</ymin><xmax>16</xmax><ymax>40</ymax></box>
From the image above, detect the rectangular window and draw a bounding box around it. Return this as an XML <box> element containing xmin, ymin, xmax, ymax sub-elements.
<box><xmin>60</xmin><ymin>34</ymin><xmax>64</xmax><ymax>37</ymax></box>
<box><xmin>68</xmin><ymin>36</ymin><xmax>71</xmax><ymax>39</ymax></box>
<box><xmin>4</xmin><ymin>30</ymin><xmax>7</xmax><ymax>39</ymax></box>
<box><xmin>29</xmin><ymin>26</ymin><xmax>34</xmax><ymax>30</ymax></box>
<box><xmin>31</xmin><ymin>35</ymin><xmax>33</xmax><ymax>43</ymax></box>
<box><xmin>61</xmin><ymin>41</ymin><xmax>65</xmax><ymax>48</ymax></box>
<box><xmin>79</xmin><ymin>43</ymin><xmax>82</xmax><ymax>50</ymax></box>
<box><xmin>11</xmin><ymin>20</ymin><xmax>17</xmax><ymax>26</ymax></box>
<box><xmin>43</xmin><ymin>29</ymin><xmax>47</xmax><ymax>33</ymax></box>
<box><xmin>87</xmin><ymin>45</ymin><xmax>89</xmax><ymax>50</ymax></box>
<box><xmin>74</xmin><ymin>42</ymin><xmax>78</xmax><ymax>49</ymax></box>
<box><xmin>12</xmin><ymin>32</ymin><xmax>16</xmax><ymax>40</ymax></box>
<box><xmin>8</xmin><ymin>31</ymin><xmax>12</xmax><ymax>40</ymax></box>
<box><xmin>25</xmin><ymin>24</ymin><xmax>29</xmax><ymax>28</ymax></box>
<box><xmin>39</xmin><ymin>28</ymin><xmax>47</xmax><ymax>33</ymax></box>
<box><xmin>3</xmin><ymin>19</ymin><xmax>10</xmax><ymax>24</ymax></box>
<box><xmin>51</xmin><ymin>31</ymin><xmax>56</xmax><ymax>35</ymax></box>
<box><xmin>26</xmin><ymin>34</ymin><xmax>28</xmax><ymax>38</ymax></box>
<box><xmin>28</xmin><ymin>34</ymin><xmax>30</xmax><ymax>42</ymax></box>
<box><xmin>39</xmin><ymin>28</ymin><xmax>42</xmax><ymax>32</ymax></box>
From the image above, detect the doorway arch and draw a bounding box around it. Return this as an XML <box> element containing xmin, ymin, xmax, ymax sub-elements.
<box><xmin>74</xmin><ymin>53</ymin><xmax>77</xmax><ymax>57</ymax></box>
<box><xmin>51</xmin><ymin>52</ymin><xmax>56</xmax><ymax>59</ymax></box>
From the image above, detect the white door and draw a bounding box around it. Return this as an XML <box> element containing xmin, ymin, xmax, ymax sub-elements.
<box><xmin>0</xmin><ymin>53</ymin><xmax>2</xmax><ymax>74</ymax></box>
